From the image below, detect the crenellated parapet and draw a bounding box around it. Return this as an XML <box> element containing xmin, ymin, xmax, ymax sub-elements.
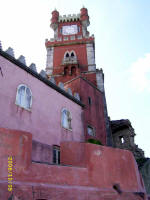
<box><xmin>49</xmin><ymin>7</ymin><xmax>91</xmax><ymax>40</ymax></box>
<box><xmin>59</xmin><ymin>14</ymin><xmax>80</xmax><ymax>23</ymax></box>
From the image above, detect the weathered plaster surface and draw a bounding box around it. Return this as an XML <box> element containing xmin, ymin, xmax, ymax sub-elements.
<box><xmin>0</xmin><ymin>128</ymin><xmax>147</xmax><ymax>199</ymax></box>
<box><xmin>0</xmin><ymin>55</ymin><xmax>84</xmax><ymax>146</ymax></box>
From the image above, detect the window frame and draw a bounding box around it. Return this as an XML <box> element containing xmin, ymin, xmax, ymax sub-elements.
<box><xmin>53</xmin><ymin>145</ymin><xmax>60</xmax><ymax>165</ymax></box>
<box><xmin>119</xmin><ymin>136</ymin><xmax>125</xmax><ymax>144</ymax></box>
<box><xmin>70</xmin><ymin>50</ymin><xmax>77</xmax><ymax>59</ymax></box>
<box><xmin>15</xmin><ymin>84</ymin><xmax>32</xmax><ymax>111</ymax></box>
<box><xmin>61</xmin><ymin>108</ymin><xmax>72</xmax><ymax>131</ymax></box>
<box><xmin>87</xmin><ymin>125</ymin><xmax>96</xmax><ymax>137</ymax></box>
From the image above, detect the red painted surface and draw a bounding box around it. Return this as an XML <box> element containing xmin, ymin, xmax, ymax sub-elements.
<box><xmin>53</xmin><ymin>72</ymin><xmax>97</xmax><ymax>88</ymax></box>
<box><xmin>65</xmin><ymin>77</ymin><xmax>107</xmax><ymax>145</ymax></box>
<box><xmin>61</xmin><ymin>141</ymin><xmax>145</xmax><ymax>192</ymax></box>
<box><xmin>1</xmin><ymin>7</ymin><xmax>148</xmax><ymax>199</ymax></box>
<box><xmin>0</xmin><ymin>128</ymin><xmax>147</xmax><ymax>199</ymax></box>
<box><xmin>80</xmin><ymin>7</ymin><xmax>89</xmax><ymax>22</ymax></box>
<box><xmin>51</xmin><ymin>43</ymin><xmax>89</xmax><ymax>74</ymax></box>
<box><xmin>82</xmin><ymin>72</ymin><xmax>97</xmax><ymax>86</ymax></box>
<box><xmin>46</xmin><ymin>8</ymin><xmax>105</xmax><ymax>147</ymax></box>
<box><xmin>51</xmin><ymin>10</ymin><xmax>59</xmax><ymax>24</ymax></box>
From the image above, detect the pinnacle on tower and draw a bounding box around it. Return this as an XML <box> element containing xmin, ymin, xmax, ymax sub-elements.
<box><xmin>0</xmin><ymin>41</ymin><xmax>2</xmax><ymax>50</ymax></box>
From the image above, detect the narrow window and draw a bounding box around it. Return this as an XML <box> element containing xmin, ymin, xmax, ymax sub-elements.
<box><xmin>71</xmin><ymin>66</ymin><xmax>76</xmax><ymax>75</ymax></box>
<box><xmin>66</xmin><ymin>53</ymin><xmax>69</xmax><ymax>57</ymax></box>
<box><xmin>88</xmin><ymin>97</ymin><xmax>92</xmax><ymax>105</ymax></box>
<box><xmin>16</xmin><ymin>84</ymin><xmax>32</xmax><ymax>110</ymax></box>
<box><xmin>78</xmin><ymin>26</ymin><xmax>80</xmax><ymax>33</ymax></box>
<box><xmin>64</xmin><ymin>66</ymin><xmax>69</xmax><ymax>75</ymax></box>
<box><xmin>61</xmin><ymin>109</ymin><xmax>72</xmax><ymax>130</ymax></box>
<box><xmin>53</xmin><ymin>145</ymin><xmax>60</xmax><ymax>164</ymax></box>
<box><xmin>71</xmin><ymin>52</ymin><xmax>74</xmax><ymax>57</ymax></box>
<box><xmin>87</xmin><ymin>125</ymin><xmax>95</xmax><ymax>136</ymax></box>
<box><xmin>120</xmin><ymin>136</ymin><xmax>125</xmax><ymax>144</ymax></box>
<box><xmin>70</xmin><ymin>51</ymin><xmax>76</xmax><ymax>59</ymax></box>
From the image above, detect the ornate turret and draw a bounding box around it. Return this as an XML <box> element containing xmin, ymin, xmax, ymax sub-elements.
<box><xmin>80</xmin><ymin>7</ymin><xmax>90</xmax><ymax>26</ymax></box>
<box><xmin>80</xmin><ymin>7</ymin><xmax>90</xmax><ymax>37</ymax></box>
<box><xmin>51</xmin><ymin>9</ymin><xmax>59</xmax><ymax>39</ymax></box>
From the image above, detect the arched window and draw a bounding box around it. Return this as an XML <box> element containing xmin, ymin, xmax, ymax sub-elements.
<box><xmin>64</xmin><ymin>51</ymin><xmax>70</xmax><ymax>59</ymax></box>
<box><xmin>71</xmin><ymin>52</ymin><xmax>75</xmax><ymax>57</ymax></box>
<box><xmin>16</xmin><ymin>84</ymin><xmax>32</xmax><ymax>110</ymax></box>
<box><xmin>61</xmin><ymin>108</ymin><xmax>72</xmax><ymax>130</ymax></box>
<box><xmin>66</xmin><ymin>53</ymin><xmax>69</xmax><ymax>57</ymax></box>
<box><xmin>70</xmin><ymin>50</ymin><xmax>76</xmax><ymax>58</ymax></box>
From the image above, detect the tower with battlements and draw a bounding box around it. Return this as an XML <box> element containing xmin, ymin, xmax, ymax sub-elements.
<box><xmin>45</xmin><ymin>7</ymin><xmax>113</xmax><ymax>146</ymax></box>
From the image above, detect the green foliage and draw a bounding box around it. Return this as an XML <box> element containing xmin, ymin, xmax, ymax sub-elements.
<box><xmin>87</xmin><ymin>138</ymin><xmax>103</xmax><ymax>145</ymax></box>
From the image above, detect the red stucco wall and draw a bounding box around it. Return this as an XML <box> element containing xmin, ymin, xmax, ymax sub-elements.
<box><xmin>65</xmin><ymin>77</ymin><xmax>107</xmax><ymax>145</ymax></box>
<box><xmin>0</xmin><ymin>128</ymin><xmax>147</xmax><ymax>199</ymax></box>
<box><xmin>53</xmin><ymin>43</ymin><xmax>88</xmax><ymax>74</ymax></box>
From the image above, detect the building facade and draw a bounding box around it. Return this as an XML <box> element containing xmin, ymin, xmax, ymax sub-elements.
<box><xmin>45</xmin><ymin>7</ymin><xmax>113</xmax><ymax>146</ymax></box>
<box><xmin>0</xmin><ymin>7</ymin><xmax>148</xmax><ymax>200</ymax></box>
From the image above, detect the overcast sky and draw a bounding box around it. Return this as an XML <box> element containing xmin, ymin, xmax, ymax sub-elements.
<box><xmin>0</xmin><ymin>0</ymin><xmax>149</xmax><ymax>157</ymax></box>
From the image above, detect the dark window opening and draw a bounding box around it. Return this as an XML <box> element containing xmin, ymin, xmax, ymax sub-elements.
<box><xmin>71</xmin><ymin>52</ymin><xmax>74</xmax><ymax>57</ymax></box>
<box><xmin>88</xmin><ymin>97</ymin><xmax>92</xmax><ymax>105</ymax></box>
<box><xmin>64</xmin><ymin>67</ymin><xmax>69</xmax><ymax>75</ymax></box>
<box><xmin>71</xmin><ymin>66</ymin><xmax>76</xmax><ymax>75</ymax></box>
<box><xmin>66</xmin><ymin>53</ymin><xmax>69</xmax><ymax>58</ymax></box>
<box><xmin>53</xmin><ymin>145</ymin><xmax>60</xmax><ymax>164</ymax></box>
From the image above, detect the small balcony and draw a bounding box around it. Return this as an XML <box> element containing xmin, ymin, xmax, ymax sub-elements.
<box><xmin>62</xmin><ymin>57</ymin><xmax>78</xmax><ymax>65</ymax></box>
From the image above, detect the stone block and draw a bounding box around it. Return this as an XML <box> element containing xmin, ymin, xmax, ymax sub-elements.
<box><xmin>49</xmin><ymin>77</ymin><xmax>56</xmax><ymax>84</ymax></box>
<box><xmin>5</xmin><ymin>47</ymin><xmax>15</xmax><ymax>57</ymax></box>
<box><xmin>29</xmin><ymin>63</ymin><xmax>37</xmax><ymax>72</ymax></box>
<box><xmin>18</xmin><ymin>55</ymin><xmax>26</xmax><ymax>65</ymax></box>
<box><xmin>40</xmin><ymin>70</ymin><xmax>47</xmax><ymax>78</ymax></box>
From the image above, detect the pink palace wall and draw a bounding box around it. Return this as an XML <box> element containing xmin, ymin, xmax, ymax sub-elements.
<box><xmin>0</xmin><ymin>55</ymin><xmax>84</xmax><ymax>147</ymax></box>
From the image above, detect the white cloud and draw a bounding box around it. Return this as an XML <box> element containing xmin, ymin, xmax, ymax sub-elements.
<box><xmin>129</xmin><ymin>53</ymin><xmax>150</xmax><ymax>92</ymax></box>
